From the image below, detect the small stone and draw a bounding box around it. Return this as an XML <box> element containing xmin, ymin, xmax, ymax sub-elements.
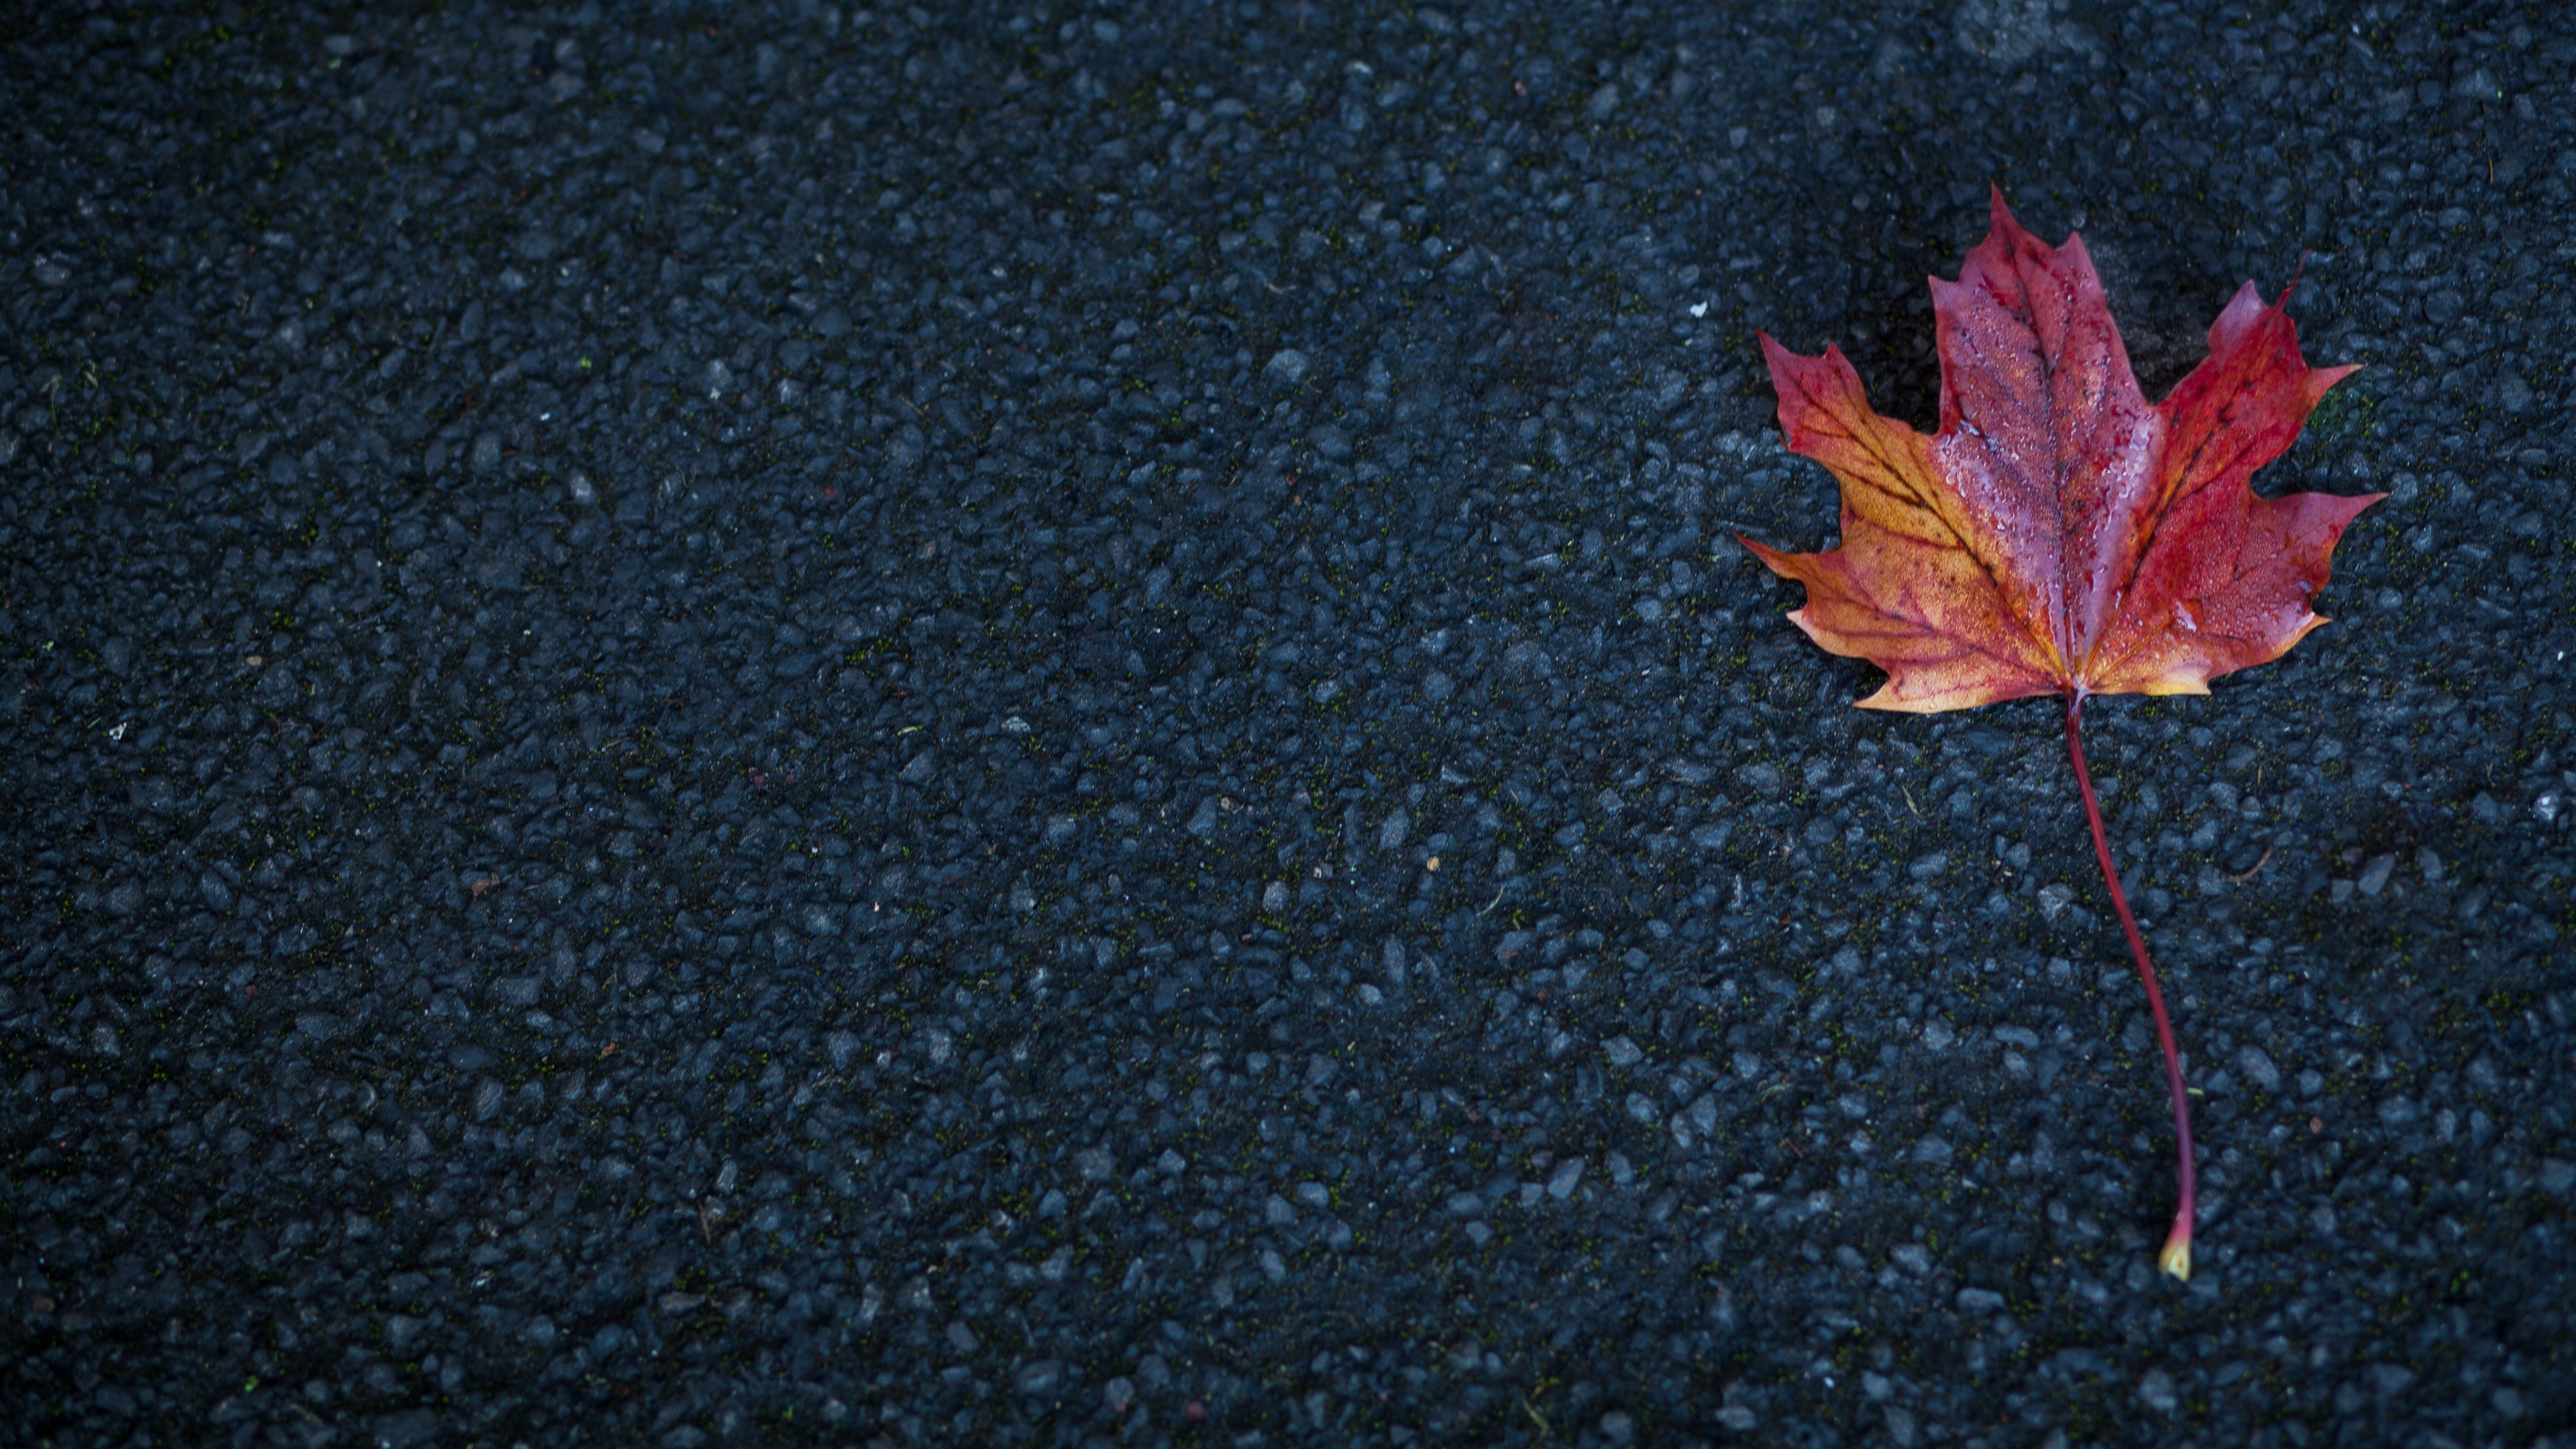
<box><xmin>2236</xmin><ymin>1045</ymin><xmax>2282</xmax><ymax>1093</ymax></box>
<box><xmin>1014</xmin><ymin>1358</ymin><xmax>1065</xmax><ymax>1395</ymax></box>
<box><xmin>2498</xmin><ymin>370</ymin><xmax>2532</xmax><ymax>412</ymax></box>
<box><xmin>1262</xmin><ymin>880</ymin><xmax>1289</xmax><ymax>912</ymax></box>
<box><xmin>946</xmin><ymin>1320</ymin><xmax>980</xmax><ymax>1352</ymax></box>
<box><xmin>1546</xmin><ymin>1159</ymin><xmax>1585</xmax><ymax>1199</ymax></box>
<box><xmin>2137</xmin><ymin>1367</ymin><xmax>2179</xmax><ymax>1413</ymax></box>
<box><xmin>1956</xmin><ymin>0</ymin><xmax>2092</xmax><ymax>64</ymax></box>
<box><xmin>1685</xmin><ymin>1094</ymin><xmax>1718</xmax><ymax>1140</ymax></box>
<box><xmin>1503</xmin><ymin>639</ymin><xmax>1554</xmax><ymax>678</ymax></box>
<box><xmin>825</xmin><ymin>1031</ymin><xmax>861</xmax><ymax>1071</ymax></box>
<box><xmin>371</xmin><ymin>1409</ymin><xmax>441</xmax><ymax>1449</ymax></box>
<box><xmin>1263</xmin><ymin>349</ymin><xmax>1311</xmax><ymax>385</ymax></box>
<box><xmin>1603</xmin><ymin>1036</ymin><xmax>1644</xmax><ymax>1068</ymax></box>
<box><xmin>2357</xmin><ymin>854</ymin><xmax>2396</xmax><ymax>896</ymax></box>
<box><xmin>1378</xmin><ymin>810</ymin><xmax>1409</xmax><ymax>850</ymax></box>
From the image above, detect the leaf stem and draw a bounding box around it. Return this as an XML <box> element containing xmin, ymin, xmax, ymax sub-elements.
<box><xmin>2063</xmin><ymin>692</ymin><xmax>2196</xmax><ymax>1282</ymax></box>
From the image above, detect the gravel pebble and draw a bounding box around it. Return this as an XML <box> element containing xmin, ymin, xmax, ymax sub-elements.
<box><xmin>2137</xmin><ymin>1367</ymin><xmax>2180</xmax><ymax>1413</ymax></box>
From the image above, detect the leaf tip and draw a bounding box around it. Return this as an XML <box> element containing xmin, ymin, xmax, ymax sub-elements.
<box><xmin>2306</xmin><ymin>362</ymin><xmax>2362</xmax><ymax>408</ymax></box>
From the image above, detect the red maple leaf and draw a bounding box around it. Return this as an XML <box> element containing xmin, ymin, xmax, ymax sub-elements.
<box><xmin>1744</xmin><ymin>190</ymin><xmax>2377</xmax><ymax>1280</ymax></box>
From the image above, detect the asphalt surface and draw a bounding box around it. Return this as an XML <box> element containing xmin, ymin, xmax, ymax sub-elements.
<box><xmin>4</xmin><ymin>3</ymin><xmax>2572</xmax><ymax>1446</ymax></box>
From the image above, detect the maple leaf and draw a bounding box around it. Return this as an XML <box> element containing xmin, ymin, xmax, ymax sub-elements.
<box><xmin>1743</xmin><ymin>190</ymin><xmax>2377</xmax><ymax>1281</ymax></box>
<box><xmin>1745</xmin><ymin>192</ymin><xmax>2373</xmax><ymax>711</ymax></box>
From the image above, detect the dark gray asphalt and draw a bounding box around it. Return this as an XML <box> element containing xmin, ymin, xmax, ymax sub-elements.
<box><xmin>3</xmin><ymin>3</ymin><xmax>2571</xmax><ymax>1447</ymax></box>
